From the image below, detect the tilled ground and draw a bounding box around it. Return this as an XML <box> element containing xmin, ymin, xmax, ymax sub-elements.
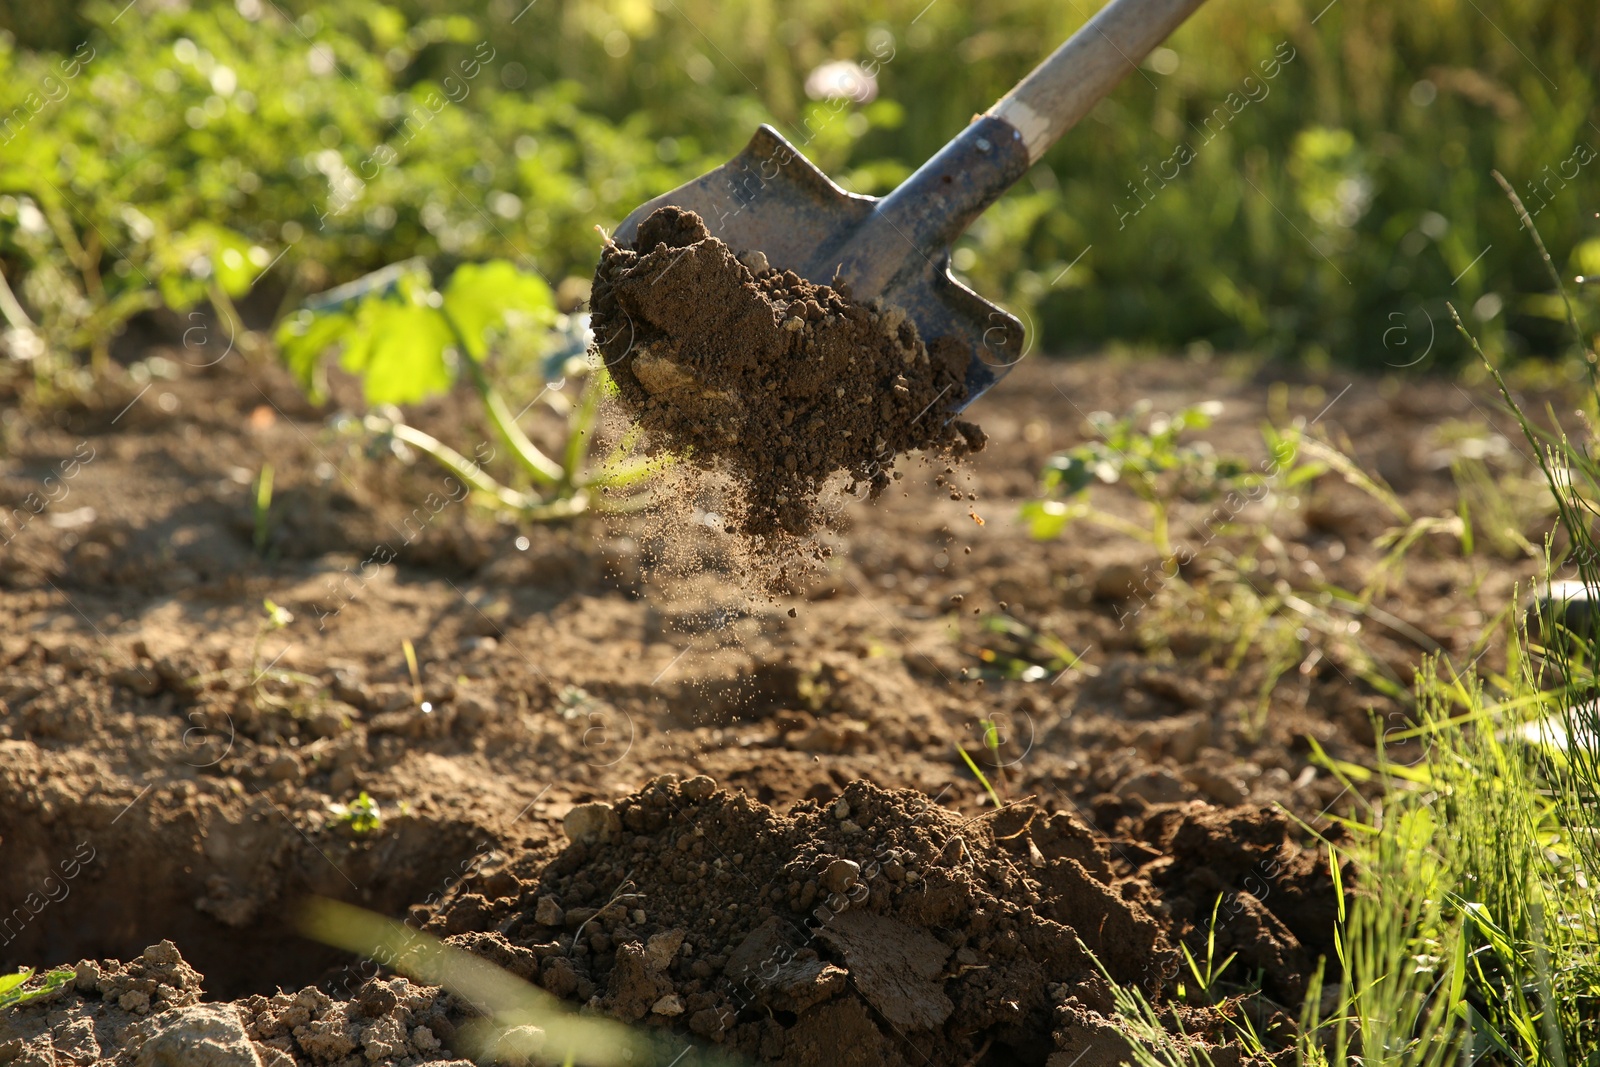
<box><xmin>0</xmin><ymin>348</ymin><xmax>1549</xmax><ymax>1064</ymax></box>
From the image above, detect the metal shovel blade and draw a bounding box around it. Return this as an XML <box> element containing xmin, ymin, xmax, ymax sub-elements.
<box><xmin>611</xmin><ymin>121</ymin><xmax>1030</xmax><ymax>412</ymax></box>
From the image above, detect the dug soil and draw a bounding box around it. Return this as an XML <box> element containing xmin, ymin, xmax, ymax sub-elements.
<box><xmin>592</xmin><ymin>207</ymin><xmax>984</xmax><ymax>542</ymax></box>
<box><xmin>0</xmin><ymin>344</ymin><xmax>1554</xmax><ymax>1064</ymax></box>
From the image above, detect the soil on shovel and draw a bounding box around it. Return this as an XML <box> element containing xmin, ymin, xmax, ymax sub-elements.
<box><xmin>591</xmin><ymin>206</ymin><xmax>986</xmax><ymax>542</ymax></box>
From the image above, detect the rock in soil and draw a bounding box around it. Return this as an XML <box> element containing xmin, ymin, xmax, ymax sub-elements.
<box><xmin>591</xmin><ymin>206</ymin><xmax>985</xmax><ymax>541</ymax></box>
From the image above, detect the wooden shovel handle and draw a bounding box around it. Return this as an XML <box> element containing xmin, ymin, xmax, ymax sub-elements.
<box><xmin>986</xmin><ymin>0</ymin><xmax>1210</xmax><ymax>164</ymax></box>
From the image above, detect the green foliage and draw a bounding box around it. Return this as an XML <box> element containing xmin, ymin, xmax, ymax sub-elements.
<box><xmin>0</xmin><ymin>967</ymin><xmax>74</xmax><ymax>1011</ymax></box>
<box><xmin>327</xmin><ymin>791</ymin><xmax>383</xmax><ymax>834</ymax></box>
<box><xmin>3</xmin><ymin>0</ymin><xmax>1596</xmax><ymax>376</ymax></box>
<box><xmin>1021</xmin><ymin>400</ymin><xmax>1246</xmax><ymax>553</ymax></box>
<box><xmin>1009</xmin><ymin>402</ymin><xmax>1437</xmax><ymax>737</ymax></box>
<box><xmin>277</xmin><ymin>258</ymin><xmax>553</xmax><ymax>406</ymax></box>
<box><xmin>278</xmin><ymin>257</ymin><xmax>661</xmax><ymax>519</ymax></box>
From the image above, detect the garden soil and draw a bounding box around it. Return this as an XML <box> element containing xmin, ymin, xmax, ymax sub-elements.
<box><xmin>0</xmin><ymin>346</ymin><xmax>1549</xmax><ymax>1064</ymax></box>
<box><xmin>591</xmin><ymin>207</ymin><xmax>984</xmax><ymax>542</ymax></box>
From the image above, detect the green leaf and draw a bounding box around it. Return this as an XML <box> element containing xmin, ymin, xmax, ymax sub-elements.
<box><xmin>157</xmin><ymin>223</ymin><xmax>265</xmax><ymax>307</ymax></box>
<box><xmin>441</xmin><ymin>260</ymin><xmax>555</xmax><ymax>361</ymax></box>
<box><xmin>1020</xmin><ymin>500</ymin><xmax>1074</xmax><ymax>541</ymax></box>
<box><xmin>276</xmin><ymin>310</ymin><xmax>355</xmax><ymax>402</ymax></box>
<box><xmin>340</xmin><ymin>301</ymin><xmax>457</xmax><ymax>406</ymax></box>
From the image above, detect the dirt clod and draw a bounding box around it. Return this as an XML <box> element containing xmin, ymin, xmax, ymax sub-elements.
<box><xmin>591</xmin><ymin>206</ymin><xmax>984</xmax><ymax>541</ymax></box>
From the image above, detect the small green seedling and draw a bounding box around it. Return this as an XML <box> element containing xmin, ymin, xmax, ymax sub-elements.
<box><xmin>956</xmin><ymin>743</ymin><xmax>1003</xmax><ymax>809</ymax></box>
<box><xmin>184</xmin><ymin>599</ymin><xmax>320</xmax><ymax>713</ymax></box>
<box><xmin>402</xmin><ymin>638</ymin><xmax>425</xmax><ymax>709</ymax></box>
<box><xmin>252</xmin><ymin>461</ymin><xmax>274</xmax><ymax>557</ymax></box>
<box><xmin>0</xmin><ymin>967</ymin><xmax>74</xmax><ymax>1011</ymax></box>
<box><xmin>327</xmin><ymin>791</ymin><xmax>382</xmax><ymax>834</ymax></box>
<box><xmin>1021</xmin><ymin>400</ymin><xmax>1246</xmax><ymax>558</ymax></box>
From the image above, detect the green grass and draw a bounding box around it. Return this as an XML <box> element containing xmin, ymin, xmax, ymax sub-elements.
<box><xmin>1085</xmin><ymin>178</ymin><xmax>1600</xmax><ymax>1067</ymax></box>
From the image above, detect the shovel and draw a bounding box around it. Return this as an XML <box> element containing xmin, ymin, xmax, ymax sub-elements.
<box><xmin>609</xmin><ymin>0</ymin><xmax>1209</xmax><ymax>412</ymax></box>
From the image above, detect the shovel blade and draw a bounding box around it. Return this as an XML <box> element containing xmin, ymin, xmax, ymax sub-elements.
<box><xmin>612</xmin><ymin>125</ymin><xmax>1024</xmax><ymax>410</ymax></box>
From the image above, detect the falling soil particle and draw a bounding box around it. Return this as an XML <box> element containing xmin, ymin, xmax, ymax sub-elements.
<box><xmin>591</xmin><ymin>206</ymin><xmax>985</xmax><ymax>542</ymax></box>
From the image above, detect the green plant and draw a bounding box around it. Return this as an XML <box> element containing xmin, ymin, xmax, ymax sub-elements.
<box><xmin>963</xmin><ymin>614</ymin><xmax>1092</xmax><ymax>682</ymax></box>
<box><xmin>277</xmin><ymin>258</ymin><xmax>663</xmax><ymax>520</ymax></box>
<box><xmin>0</xmin><ymin>967</ymin><xmax>74</xmax><ymax>1011</ymax></box>
<box><xmin>186</xmin><ymin>598</ymin><xmax>320</xmax><ymax>711</ymax></box>
<box><xmin>1020</xmin><ymin>400</ymin><xmax>1246</xmax><ymax>558</ymax></box>
<box><xmin>955</xmin><ymin>743</ymin><xmax>1003</xmax><ymax>809</ymax></box>
<box><xmin>1005</xmin><ymin>401</ymin><xmax>1426</xmax><ymax>739</ymax></box>
<box><xmin>298</xmin><ymin>897</ymin><xmax>657</xmax><ymax>1064</ymax></box>
<box><xmin>252</xmin><ymin>461</ymin><xmax>274</xmax><ymax>557</ymax></box>
<box><xmin>327</xmin><ymin>790</ymin><xmax>383</xmax><ymax>834</ymax></box>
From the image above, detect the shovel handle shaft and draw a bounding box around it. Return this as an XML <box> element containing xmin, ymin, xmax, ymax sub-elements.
<box><xmin>987</xmin><ymin>0</ymin><xmax>1210</xmax><ymax>164</ymax></box>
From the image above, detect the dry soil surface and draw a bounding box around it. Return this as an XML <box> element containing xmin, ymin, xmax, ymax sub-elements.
<box><xmin>0</xmin><ymin>347</ymin><xmax>1553</xmax><ymax>1065</ymax></box>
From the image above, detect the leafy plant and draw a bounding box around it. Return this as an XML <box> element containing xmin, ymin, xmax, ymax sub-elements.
<box><xmin>0</xmin><ymin>967</ymin><xmax>74</xmax><ymax>1011</ymax></box>
<box><xmin>327</xmin><ymin>790</ymin><xmax>383</xmax><ymax>835</ymax></box>
<box><xmin>1020</xmin><ymin>400</ymin><xmax>1247</xmax><ymax>558</ymax></box>
<box><xmin>277</xmin><ymin>258</ymin><xmax>664</xmax><ymax>520</ymax></box>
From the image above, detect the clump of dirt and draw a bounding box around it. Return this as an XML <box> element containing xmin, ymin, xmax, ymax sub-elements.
<box><xmin>0</xmin><ymin>941</ymin><xmax>468</xmax><ymax>1067</ymax></box>
<box><xmin>591</xmin><ymin>206</ymin><xmax>985</xmax><ymax>542</ymax></box>
<box><xmin>426</xmin><ymin>775</ymin><xmax>1237</xmax><ymax>1066</ymax></box>
<box><xmin>1131</xmin><ymin>804</ymin><xmax>1351</xmax><ymax>1007</ymax></box>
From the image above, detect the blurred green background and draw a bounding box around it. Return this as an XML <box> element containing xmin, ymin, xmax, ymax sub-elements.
<box><xmin>1</xmin><ymin>0</ymin><xmax>1596</xmax><ymax>374</ymax></box>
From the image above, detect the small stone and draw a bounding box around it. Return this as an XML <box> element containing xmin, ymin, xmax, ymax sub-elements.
<box><xmin>688</xmin><ymin>1008</ymin><xmax>725</xmax><ymax>1036</ymax></box>
<box><xmin>631</xmin><ymin>908</ymin><xmax>647</xmax><ymax>926</ymax></box>
<box><xmin>681</xmin><ymin>775</ymin><xmax>717</xmax><ymax>802</ymax></box>
<box><xmin>739</xmin><ymin>250</ymin><xmax>769</xmax><ymax>274</ymax></box>
<box><xmin>832</xmin><ymin>798</ymin><xmax>851</xmax><ymax>820</ymax></box>
<box><xmin>563</xmin><ymin>802</ymin><xmax>621</xmax><ymax>843</ymax></box>
<box><xmin>1092</xmin><ymin>562</ymin><xmax>1144</xmax><ymax>601</ymax></box>
<box><xmin>645</xmin><ymin>929</ymin><xmax>686</xmax><ymax>972</ymax></box>
<box><xmin>535</xmin><ymin>895</ymin><xmax>565</xmax><ymax>927</ymax></box>
<box><xmin>1184</xmin><ymin>767</ymin><xmax>1248</xmax><ymax>805</ymax></box>
<box><xmin>821</xmin><ymin>859</ymin><xmax>861</xmax><ymax>895</ymax></box>
<box><xmin>646</xmin><ymin>991</ymin><xmax>684</xmax><ymax>1017</ymax></box>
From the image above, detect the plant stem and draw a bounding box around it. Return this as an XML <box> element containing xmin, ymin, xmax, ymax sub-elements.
<box><xmin>439</xmin><ymin>310</ymin><xmax>566</xmax><ymax>487</ymax></box>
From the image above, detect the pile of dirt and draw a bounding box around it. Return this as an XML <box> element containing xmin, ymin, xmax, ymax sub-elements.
<box><xmin>425</xmin><ymin>775</ymin><xmax>1237</xmax><ymax>1066</ymax></box>
<box><xmin>591</xmin><ymin>206</ymin><xmax>985</xmax><ymax>541</ymax></box>
<box><xmin>0</xmin><ymin>941</ymin><xmax>469</xmax><ymax>1067</ymax></box>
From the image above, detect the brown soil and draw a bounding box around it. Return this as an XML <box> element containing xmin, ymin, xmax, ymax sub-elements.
<box><xmin>0</xmin><ymin>345</ymin><xmax>1554</xmax><ymax>1064</ymax></box>
<box><xmin>591</xmin><ymin>207</ymin><xmax>984</xmax><ymax>541</ymax></box>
